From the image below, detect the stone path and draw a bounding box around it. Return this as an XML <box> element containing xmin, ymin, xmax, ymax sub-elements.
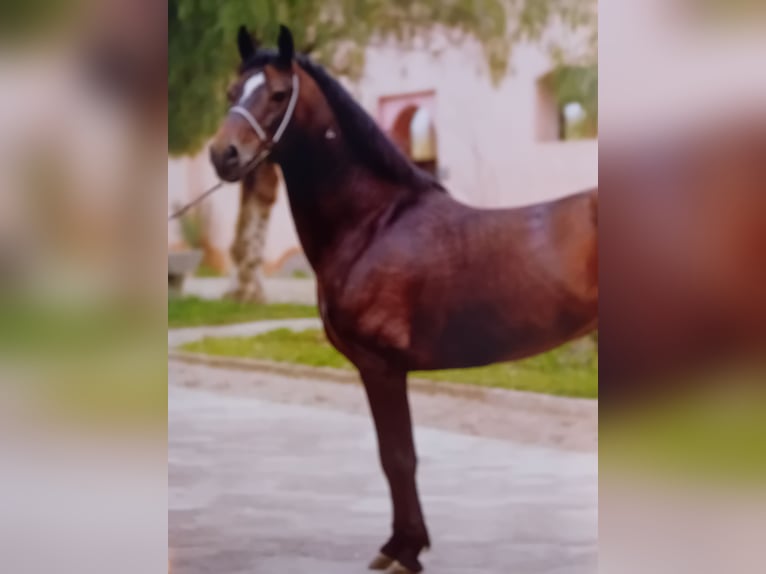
<box><xmin>183</xmin><ymin>276</ymin><xmax>317</xmax><ymax>305</ymax></box>
<box><xmin>168</xmin><ymin>317</ymin><xmax>321</xmax><ymax>347</ymax></box>
<box><xmin>169</xmin><ymin>361</ymin><xmax>598</xmax><ymax>574</ymax></box>
<box><xmin>169</xmin><ymin>358</ymin><xmax>597</xmax><ymax>452</ymax></box>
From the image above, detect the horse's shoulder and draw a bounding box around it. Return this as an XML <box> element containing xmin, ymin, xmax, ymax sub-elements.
<box><xmin>320</xmin><ymin>256</ymin><xmax>412</xmax><ymax>355</ymax></box>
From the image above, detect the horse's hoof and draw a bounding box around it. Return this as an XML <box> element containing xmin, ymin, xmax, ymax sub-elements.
<box><xmin>387</xmin><ymin>561</ymin><xmax>418</xmax><ymax>574</ymax></box>
<box><xmin>368</xmin><ymin>553</ymin><xmax>395</xmax><ymax>570</ymax></box>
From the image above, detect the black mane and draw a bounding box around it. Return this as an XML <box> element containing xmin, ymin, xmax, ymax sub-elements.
<box><xmin>242</xmin><ymin>50</ymin><xmax>444</xmax><ymax>192</ymax></box>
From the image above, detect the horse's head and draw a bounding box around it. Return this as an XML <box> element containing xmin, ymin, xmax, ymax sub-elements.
<box><xmin>210</xmin><ymin>25</ymin><xmax>299</xmax><ymax>182</ymax></box>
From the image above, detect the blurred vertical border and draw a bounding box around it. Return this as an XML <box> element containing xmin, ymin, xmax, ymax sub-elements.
<box><xmin>0</xmin><ymin>0</ymin><xmax>167</xmax><ymax>573</ymax></box>
<box><xmin>599</xmin><ymin>0</ymin><xmax>766</xmax><ymax>572</ymax></box>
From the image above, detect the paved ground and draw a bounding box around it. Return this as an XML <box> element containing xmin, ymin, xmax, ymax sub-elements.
<box><xmin>169</xmin><ymin>360</ymin><xmax>598</xmax><ymax>574</ymax></box>
<box><xmin>168</xmin><ymin>317</ymin><xmax>322</xmax><ymax>347</ymax></box>
<box><xmin>169</xmin><ymin>319</ymin><xmax>597</xmax><ymax>452</ymax></box>
<box><xmin>184</xmin><ymin>276</ymin><xmax>317</xmax><ymax>305</ymax></box>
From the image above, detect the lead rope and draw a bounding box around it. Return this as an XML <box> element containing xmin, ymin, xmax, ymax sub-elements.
<box><xmin>168</xmin><ymin>180</ymin><xmax>224</xmax><ymax>221</ymax></box>
<box><xmin>168</xmin><ymin>73</ymin><xmax>300</xmax><ymax>222</ymax></box>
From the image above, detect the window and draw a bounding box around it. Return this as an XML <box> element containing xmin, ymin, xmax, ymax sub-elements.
<box><xmin>536</xmin><ymin>66</ymin><xmax>597</xmax><ymax>142</ymax></box>
<box><xmin>379</xmin><ymin>91</ymin><xmax>439</xmax><ymax>176</ymax></box>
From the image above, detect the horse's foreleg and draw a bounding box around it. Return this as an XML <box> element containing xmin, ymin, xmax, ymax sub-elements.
<box><xmin>360</xmin><ymin>368</ymin><xmax>430</xmax><ymax>574</ymax></box>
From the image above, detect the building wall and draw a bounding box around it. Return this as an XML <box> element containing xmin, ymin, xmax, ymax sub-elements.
<box><xmin>357</xmin><ymin>38</ymin><xmax>597</xmax><ymax>208</ymax></box>
<box><xmin>167</xmin><ymin>36</ymin><xmax>598</xmax><ymax>271</ymax></box>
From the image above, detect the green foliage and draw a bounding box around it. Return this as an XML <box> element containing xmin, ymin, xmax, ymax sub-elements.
<box><xmin>169</xmin><ymin>0</ymin><xmax>597</xmax><ymax>155</ymax></box>
<box><xmin>0</xmin><ymin>0</ymin><xmax>71</xmax><ymax>44</ymax></box>
<box><xmin>182</xmin><ymin>328</ymin><xmax>598</xmax><ymax>398</ymax></box>
<box><xmin>551</xmin><ymin>64</ymin><xmax>598</xmax><ymax>135</ymax></box>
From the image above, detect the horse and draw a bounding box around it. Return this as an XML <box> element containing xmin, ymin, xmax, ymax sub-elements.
<box><xmin>209</xmin><ymin>25</ymin><xmax>598</xmax><ymax>574</ymax></box>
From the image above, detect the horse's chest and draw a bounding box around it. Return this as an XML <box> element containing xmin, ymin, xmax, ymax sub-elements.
<box><xmin>318</xmin><ymin>288</ymin><xmax>412</xmax><ymax>362</ymax></box>
<box><xmin>317</xmin><ymin>292</ymin><xmax>353</xmax><ymax>357</ymax></box>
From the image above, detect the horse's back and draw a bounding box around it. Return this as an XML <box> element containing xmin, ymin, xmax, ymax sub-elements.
<box><xmin>330</xmin><ymin>188</ymin><xmax>598</xmax><ymax>370</ymax></box>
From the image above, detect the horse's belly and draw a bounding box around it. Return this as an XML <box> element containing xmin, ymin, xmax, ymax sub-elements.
<box><xmin>409</xmin><ymin>300</ymin><xmax>596</xmax><ymax>370</ymax></box>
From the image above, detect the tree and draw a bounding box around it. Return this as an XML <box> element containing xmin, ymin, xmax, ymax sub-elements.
<box><xmin>170</xmin><ymin>0</ymin><xmax>596</xmax><ymax>154</ymax></box>
<box><xmin>226</xmin><ymin>161</ymin><xmax>280</xmax><ymax>303</ymax></box>
<box><xmin>169</xmin><ymin>0</ymin><xmax>597</xmax><ymax>301</ymax></box>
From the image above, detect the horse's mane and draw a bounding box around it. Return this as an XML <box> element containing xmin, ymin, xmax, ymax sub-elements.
<box><xmin>242</xmin><ymin>50</ymin><xmax>445</xmax><ymax>192</ymax></box>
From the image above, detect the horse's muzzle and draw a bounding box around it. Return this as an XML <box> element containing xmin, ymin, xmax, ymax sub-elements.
<box><xmin>209</xmin><ymin>144</ymin><xmax>242</xmax><ymax>182</ymax></box>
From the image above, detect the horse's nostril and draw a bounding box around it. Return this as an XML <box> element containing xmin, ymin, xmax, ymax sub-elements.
<box><xmin>223</xmin><ymin>145</ymin><xmax>238</xmax><ymax>162</ymax></box>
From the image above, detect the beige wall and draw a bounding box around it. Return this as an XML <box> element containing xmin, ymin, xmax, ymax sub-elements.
<box><xmin>168</xmin><ymin>154</ymin><xmax>294</xmax><ymax>267</ymax></box>
<box><xmin>358</xmin><ymin>38</ymin><xmax>597</xmax><ymax>207</ymax></box>
<box><xmin>167</xmin><ymin>36</ymin><xmax>598</xmax><ymax>270</ymax></box>
<box><xmin>167</xmin><ymin>155</ymin><xmax>241</xmax><ymax>257</ymax></box>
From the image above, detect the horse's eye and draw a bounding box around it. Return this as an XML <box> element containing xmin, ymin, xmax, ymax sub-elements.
<box><xmin>227</xmin><ymin>86</ymin><xmax>239</xmax><ymax>103</ymax></box>
<box><xmin>272</xmin><ymin>90</ymin><xmax>287</xmax><ymax>103</ymax></box>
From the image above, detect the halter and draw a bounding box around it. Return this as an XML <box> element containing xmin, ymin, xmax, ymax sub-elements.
<box><xmin>228</xmin><ymin>73</ymin><xmax>300</xmax><ymax>169</ymax></box>
<box><xmin>168</xmin><ymin>73</ymin><xmax>300</xmax><ymax>222</ymax></box>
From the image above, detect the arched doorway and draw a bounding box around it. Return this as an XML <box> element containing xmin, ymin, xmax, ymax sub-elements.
<box><xmin>390</xmin><ymin>105</ymin><xmax>438</xmax><ymax>176</ymax></box>
<box><xmin>378</xmin><ymin>91</ymin><xmax>439</xmax><ymax>177</ymax></box>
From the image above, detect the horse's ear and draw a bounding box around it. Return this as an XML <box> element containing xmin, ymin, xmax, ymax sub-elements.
<box><xmin>277</xmin><ymin>24</ymin><xmax>295</xmax><ymax>67</ymax></box>
<box><xmin>237</xmin><ymin>26</ymin><xmax>256</xmax><ymax>63</ymax></box>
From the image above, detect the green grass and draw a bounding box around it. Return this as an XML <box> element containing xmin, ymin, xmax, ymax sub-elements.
<box><xmin>0</xmin><ymin>299</ymin><xmax>167</xmax><ymax>425</ymax></box>
<box><xmin>181</xmin><ymin>328</ymin><xmax>598</xmax><ymax>398</ymax></box>
<box><xmin>168</xmin><ymin>297</ymin><xmax>318</xmax><ymax>328</ymax></box>
<box><xmin>601</xmin><ymin>383</ymin><xmax>766</xmax><ymax>483</ymax></box>
<box><xmin>194</xmin><ymin>262</ymin><xmax>224</xmax><ymax>277</ymax></box>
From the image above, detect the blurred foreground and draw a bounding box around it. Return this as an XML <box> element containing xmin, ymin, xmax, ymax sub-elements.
<box><xmin>0</xmin><ymin>1</ymin><xmax>166</xmax><ymax>573</ymax></box>
<box><xmin>599</xmin><ymin>0</ymin><xmax>766</xmax><ymax>571</ymax></box>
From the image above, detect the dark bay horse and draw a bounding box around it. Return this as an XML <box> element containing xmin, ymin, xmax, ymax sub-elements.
<box><xmin>210</xmin><ymin>25</ymin><xmax>598</xmax><ymax>574</ymax></box>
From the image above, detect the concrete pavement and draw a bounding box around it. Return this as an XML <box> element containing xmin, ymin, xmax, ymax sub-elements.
<box><xmin>168</xmin><ymin>317</ymin><xmax>322</xmax><ymax>347</ymax></box>
<box><xmin>169</xmin><ymin>367</ymin><xmax>597</xmax><ymax>574</ymax></box>
<box><xmin>183</xmin><ymin>276</ymin><xmax>317</xmax><ymax>305</ymax></box>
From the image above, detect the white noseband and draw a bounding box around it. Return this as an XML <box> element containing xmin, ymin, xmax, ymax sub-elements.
<box><xmin>229</xmin><ymin>105</ymin><xmax>268</xmax><ymax>141</ymax></box>
<box><xmin>228</xmin><ymin>73</ymin><xmax>300</xmax><ymax>157</ymax></box>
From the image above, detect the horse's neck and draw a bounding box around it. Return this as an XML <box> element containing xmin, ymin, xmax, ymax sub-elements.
<box><xmin>278</xmin><ymin>133</ymin><xmax>404</xmax><ymax>272</ymax></box>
